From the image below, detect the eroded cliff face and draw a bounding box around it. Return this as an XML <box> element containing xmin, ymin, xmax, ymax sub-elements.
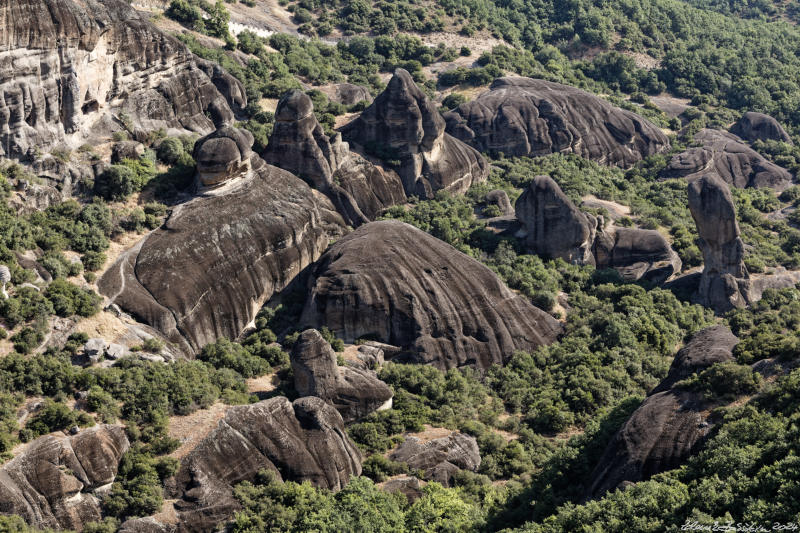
<box><xmin>0</xmin><ymin>426</ymin><xmax>129</xmax><ymax>531</ymax></box>
<box><xmin>0</xmin><ymin>0</ymin><xmax>244</xmax><ymax>162</ymax></box>
<box><xmin>99</xmin><ymin>128</ymin><xmax>346</xmax><ymax>355</ymax></box>
<box><xmin>444</xmin><ymin>77</ymin><xmax>670</xmax><ymax>168</ymax></box>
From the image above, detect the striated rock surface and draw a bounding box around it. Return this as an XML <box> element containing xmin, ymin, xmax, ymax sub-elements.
<box><xmin>99</xmin><ymin>127</ymin><xmax>345</xmax><ymax>355</ymax></box>
<box><xmin>516</xmin><ymin>176</ymin><xmax>681</xmax><ymax>282</ymax></box>
<box><xmin>0</xmin><ymin>425</ymin><xmax>129</xmax><ymax>531</ymax></box>
<box><xmin>444</xmin><ymin>77</ymin><xmax>669</xmax><ymax>167</ymax></box>
<box><xmin>300</xmin><ymin>220</ymin><xmax>562</xmax><ymax>370</ymax></box>
<box><xmin>688</xmin><ymin>173</ymin><xmax>750</xmax><ymax>312</ymax></box>
<box><xmin>0</xmin><ymin>0</ymin><xmax>244</xmax><ymax>163</ymax></box>
<box><xmin>731</xmin><ymin>112</ymin><xmax>793</xmax><ymax>145</ymax></box>
<box><xmin>586</xmin><ymin>326</ymin><xmax>737</xmax><ymax>498</ymax></box>
<box><xmin>291</xmin><ymin>329</ymin><xmax>393</xmax><ymax>422</ymax></box>
<box><xmin>516</xmin><ymin>175</ymin><xmax>597</xmax><ymax>265</ymax></box>
<box><xmin>665</xmin><ymin>129</ymin><xmax>792</xmax><ymax>191</ymax></box>
<box><xmin>390</xmin><ymin>432</ymin><xmax>481</xmax><ymax>487</ymax></box>
<box><xmin>170</xmin><ymin>397</ymin><xmax>361</xmax><ymax>531</ymax></box>
<box><xmin>263</xmin><ymin>90</ymin><xmax>406</xmax><ymax>226</ymax></box>
<box><xmin>341</xmin><ymin>69</ymin><xmax>488</xmax><ymax>199</ymax></box>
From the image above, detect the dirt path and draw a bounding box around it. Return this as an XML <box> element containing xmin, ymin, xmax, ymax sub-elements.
<box><xmin>168</xmin><ymin>402</ymin><xmax>230</xmax><ymax>459</ymax></box>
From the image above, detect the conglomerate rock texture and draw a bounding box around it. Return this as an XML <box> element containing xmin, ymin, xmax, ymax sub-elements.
<box><xmin>586</xmin><ymin>326</ymin><xmax>738</xmax><ymax>498</ymax></box>
<box><xmin>664</xmin><ymin>129</ymin><xmax>793</xmax><ymax>191</ymax></box>
<box><xmin>263</xmin><ymin>90</ymin><xmax>407</xmax><ymax>226</ymax></box>
<box><xmin>99</xmin><ymin>131</ymin><xmax>345</xmax><ymax>355</ymax></box>
<box><xmin>169</xmin><ymin>397</ymin><xmax>362</xmax><ymax>532</ymax></box>
<box><xmin>0</xmin><ymin>0</ymin><xmax>244</xmax><ymax>162</ymax></box>
<box><xmin>300</xmin><ymin>220</ymin><xmax>562</xmax><ymax>370</ymax></box>
<box><xmin>444</xmin><ymin>77</ymin><xmax>670</xmax><ymax>167</ymax></box>
<box><xmin>0</xmin><ymin>426</ymin><xmax>129</xmax><ymax>531</ymax></box>
<box><xmin>291</xmin><ymin>329</ymin><xmax>393</xmax><ymax>422</ymax></box>
<box><xmin>341</xmin><ymin>69</ymin><xmax>489</xmax><ymax>199</ymax></box>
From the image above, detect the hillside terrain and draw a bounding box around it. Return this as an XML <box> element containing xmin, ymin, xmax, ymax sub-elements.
<box><xmin>1</xmin><ymin>0</ymin><xmax>800</xmax><ymax>531</ymax></box>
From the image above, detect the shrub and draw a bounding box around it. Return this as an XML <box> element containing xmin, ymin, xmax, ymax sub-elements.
<box><xmin>95</xmin><ymin>165</ymin><xmax>136</xmax><ymax>201</ymax></box>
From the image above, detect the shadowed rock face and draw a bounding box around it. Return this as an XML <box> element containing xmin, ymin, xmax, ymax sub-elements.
<box><xmin>444</xmin><ymin>77</ymin><xmax>669</xmax><ymax>167</ymax></box>
<box><xmin>586</xmin><ymin>326</ymin><xmax>738</xmax><ymax>499</ymax></box>
<box><xmin>688</xmin><ymin>173</ymin><xmax>750</xmax><ymax>312</ymax></box>
<box><xmin>99</xmin><ymin>129</ymin><xmax>345</xmax><ymax>355</ymax></box>
<box><xmin>300</xmin><ymin>220</ymin><xmax>562</xmax><ymax>370</ymax></box>
<box><xmin>291</xmin><ymin>329</ymin><xmax>393</xmax><ymax>422</ymax></box>
<box><xmin>0</xmin><ymin>0</ymin><xmax>244</xmax><ymax>161</ymax></box>
<box><xmin>341</xmin><ymin>69</ymin><xmax>489</xmax><ymax>199</ymax></box>
<box><xmin>263</xmin><ymin>90</ymin><xmax>407</xmax><ymax>226</ymax></box>
<box><xmin>170</xmin><ymin>397</ymin><xmax>361</xmax><ymax>532</ymax></box>
<box><xmin>390</xmin><ymin>432</ymin><xmax>481</xmax><ymax>487</ymax></box>
<box><xmin>485</xmin><ymin>189</ymin><xmax>514</xmax><ymax>216</ymax></box>
<box><xmin>516</xmin><ymin>176</ymin><xmax>681</xmax><ymax>282</ymax></box>
<box><xmin>516</xmin><ymin>175</ymin><xmax>597</xmax><ymax>265</ymax></box>
<box><xmin>731</xmin><ymin>112</ymin><xmax>793</xmax><ymax>145</ymax></box>
<box><xmin>665</xmin><ymin>129</ymin><xmax>793</xmax><ymax>191</ymax></box>
<box><xmin>0</xmin><ymin>426</ymin><xmax>129</xmax><ymax>531</ymax></box>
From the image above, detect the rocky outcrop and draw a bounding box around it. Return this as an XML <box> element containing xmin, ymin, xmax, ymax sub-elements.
<box><xmin>444</xmin><ymin>77</ymin><xmax>669</xmax><ymax>167</ymax></box>
<box><xmin>341</xmin><ymin>69</ymin><xmax>489</xmax><ymax>199</ymax></box>
<box><xmin>263</xmin><ymin>90</ymin><xmax>406</xmax><ymax>226</ymax></box>
<box><xmin>193</xmin><ymin>126</ymin><xmax>254</xmax><ymax>188</ymax></box>
<box><xmin>300</xmin><ymin>220</ymin><xmax>562</xmax><ymax>370</ymax></box>
<box><xmin>731</xmin><ymin>112</ymin><xmax>793</xmax><ymax>145</ymax></box>
<box><xmin>98</xmin><ymin>127</ymin><xmax>345</xmax><ymax>355</ymax></box>
<box><xmin>321</xmin><ymin>83</ymin><xmax>373</xmax><ymax>106</ymax></box>
<box><xmin>516</xmin><ymin>175</ymin><xmax>597</xmax><ymax>264</ymax></box>
<box><xmin>0</xmin><ymin>425</ymin><xmax>129</xmax><ymax>531</ymax></box>
<box><xmin>170</xmin><ymin>397</ymin><xmax>361</xmax><ymax>531</ymax></box>
<box><xmin>665</xmin><ymin>129</ymin><xmax>793</xmax><ymax>191</ymax></box>
<box><xmin>390</xmin><ymin>432</ymin><xmax>481</xmax><ymax>487</ymax></box>
<box><xmin>291</xmin><ymin>329</ymin><xmax>393</xmax><ymax>422</ymax></box>
<box><xmin>485</xmin><ymin>189</ymin><xmax>514</xmax><ymax>216</ymax></box>
<box><xmin>688</xmin><ymin>173</ymin><xmax>750</xmax><ymax>312</ymax></box>
<box><xmin>586</xmin><ymin>326</ymin><xmax>737</xmax><ymax>498</ymax></box>
<box><xmin>516</xmin><ymin>176</ymin><xmax>681</xmax><ymax>282</ymax></box>
<box><xmin>0</xmin><ymin>0</ymin><xmax>244</xmax><ymax>163</ymax></box>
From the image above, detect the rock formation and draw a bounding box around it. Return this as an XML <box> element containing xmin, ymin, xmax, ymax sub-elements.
<box><xmin>731</xmin><ymin>112</ymin><xmax>793</xmax><ymax>145</ymax></box>
<box><xmin>586</xmin><ymin>326</ymin><xmax>737</xmax><ymax>498</ymax></box>
<box><xmin>98</xmin><ymin>126</ymin><xmax>345</xmax><ymax>355</ymax></box>
<box><xmin>664</xmin><ymin>129</ymin><xmax>793</xmax><ymax>191</ymax></box>
<box><xmin>0</xmin><ymin>0</ymin><xmax>244</xmax><ymax>163</ymax></box>
<box><xmin>484</xmin><ymin>189</ymin><xmax>514</xmax><ymax>216</ymax></box>
<box><xmin>516</xmin><ymin>175</ymin><xmax>597</xmax><ymax>264</ymax></box>
<box><xmin>193</xmin><ymin>126</ymin><xmax>254</xmax><ymax>188</ymax></box>
<box><xmin>516</xmin><ymin>176</ymin><xmax>681</xmax><ymax>283</ymax></box>
<box><xmin>262</xmin><ymin>90</ymin><xmax>407</xmax><ymax>226</ymax></box>
<box><xmin>341</xmin><ymin>69</ymin><xmax>489</xmax><ymax>199</ymax></box>
<box><xmin>300</xmin><ymin>220</ymin><xmax>562</xmax><ymax>370</ymax></box>
<box><xmin>443</xmin><ymin>77</ymin><xmax>669</xmax><ymax>167</ymax></box>
<box><xmin>321</xmin><ymin>83</ymin><xmax>373</xmax><ymax>106</ymax></box>
<box><xmin>291</xmin><ymin>329</ymin><xmax>393</xmax><ymax>422</ymax></box>
<box><xmin>170</xmin><ymin>397</ymin><xmax>361</xmax><ymax>531</ymax></box>
<box><xmin>390</xmin><ymin>432</ymin><xmax>481</xmax><ymax>487</ymax></box>
<box><xmin>0</xmin><ymin>425</ymin><xmax>129</xmax><ymax>531</ymax></box>
<box><xmin>688</xmin><ymin>173</ymin><xmax>750</xmax><ymax>312</ymax></box>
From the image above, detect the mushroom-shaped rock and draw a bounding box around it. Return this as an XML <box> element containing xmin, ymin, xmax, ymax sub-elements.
<box><xmin>515</xmin><ymin>175</ymin><xmax>597</xmax><ymax>264</ymax></box>
<box><xmin>444</xmin><ymin>77</ymin><xmax>669</xmax><ymax>167</ymax></box>
<box><xmin>170</xmin><ymin>397</ymin><xmax>361</xmax><ymax>531</ymax></box>
<box><xmin>664</xmin><ymin>129</ymin><xmax>792</xmax><ymax>191</ymax></box>
<box><xmin>341</xmin><ymin>69</ymin><xmax>488</xmax><ymax>199</ymax></box>
<box><xmin>99</xmin><ymin>143</ymin><xmax>345</xmax><ymax>355</ymax></box>
<box><xmin>300</xmin><ymin>220</ymin><xmax>562</xmax><ymax>370</ymax></box>
<box><xmin>390</xmin><ymin>432</ymin><xmax>481</xmax><ymax>487</ymax></box>
<box><xmin>291</xmin><ymin>329</ymin><xmax>393</xmax><ymax>422</ymax></box>
<box><xmin>688</xmin><ymin>173</ymin><xmax>750</xmax><ymax>312</ymax></box>
<box><xmin>731</xmin><ymin>112</ymin><xmax>793</xmax><ymax>145</ymax></box>
<box><xmin>193</xmin><ymin>126</ymin><xmax>254</xmax><ymax>188</ymax></box>
<box><xmin>264</xmin><ymin>90</ymin><xmax>407</xmax><ymax>226</ymax></box>
<box><xmin>586</xmin><ymin>326</ymin><xmax>738</xmax><ymax>499</ymax></box>
<box><xmin>0</xmin><ymin>425</ymin><xmax>129</xmax><ymax>531</ymax></box>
